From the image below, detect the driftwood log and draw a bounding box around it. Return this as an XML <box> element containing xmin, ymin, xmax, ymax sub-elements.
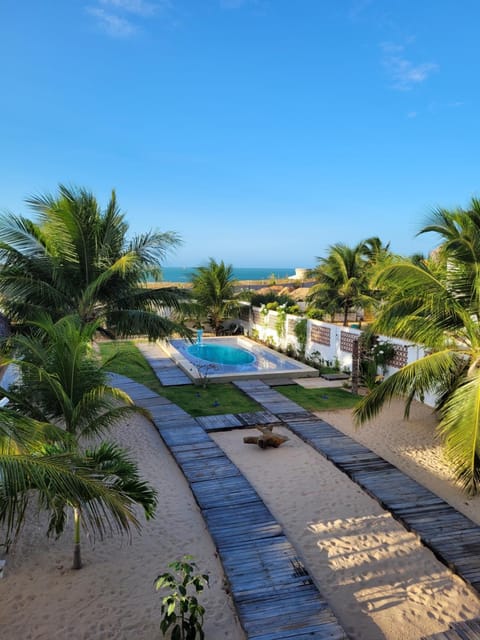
<box><xmin>243</xmin><ymin>424</ymin><xmax>289</xmax><ymax>449</ymax></box>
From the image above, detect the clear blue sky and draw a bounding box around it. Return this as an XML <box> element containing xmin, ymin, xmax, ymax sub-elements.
<box><xmin>1</xmin><ymin>1</ymin><xmax>479</xmax><ymax>267</ymax></box>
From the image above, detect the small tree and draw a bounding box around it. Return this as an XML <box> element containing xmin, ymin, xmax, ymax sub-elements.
<box><xmin>190</xmin><ymin>259</ymin><xmax>238</xmax><ymax>335</ymax></box>
<box><xmin>0</xmin><ymin>315</ymin><xmax>157</xmax><ymax>568</ymax></box>
<box><xmin>155</xmin><ymin>556</ymin><xmax>209</xmax><ymax>640</ymax></box>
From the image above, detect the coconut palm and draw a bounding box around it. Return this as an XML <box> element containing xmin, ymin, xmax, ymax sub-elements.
<box><xmin>354</xmin><ymin>198</ymin><xmax>480</xmax><ymax>495</ymax></box>
<box><xmin>308</xmin><ymin>242</ymin><xmax>373</xmax><ymax>325</ymax></box>
<box><xmin>190</xmin><ymin>259</ymin><xmax>239</xmax><ymax>335</ymax></box>
<box><xmin>0</xmin><ymin>184</ymin><xmax>190</xmax><ymax>339</ymax></box>
<box><xmin>0</xmin><ymin>314</ymin><xmax>157</xmax><ymax>567</ymax></box>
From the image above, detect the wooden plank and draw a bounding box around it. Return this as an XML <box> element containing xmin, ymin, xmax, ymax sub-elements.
<box><xmin>196</xmin><ymin>414</ymin><xmax>243</xmax><ymax>430</ymax></box>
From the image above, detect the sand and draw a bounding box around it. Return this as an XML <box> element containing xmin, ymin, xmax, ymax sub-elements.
<box><xmin>212</xmin><ymin>420</ymin><xmax>480</xmax><ymax>640</ymax></box>
<box><xmin>0</xmin><ymin>414</ymin><xmax>245</xmax><ymax>640</ymax></box>
<box><xmin>320</xmin><ymin>398</ymin><xmax>480</xmax><ymax>526</ymax></box>
<box><xmin>3</xmin><ymin>396</ymin><xmax>480</xmax><ymax>640</ymax></box>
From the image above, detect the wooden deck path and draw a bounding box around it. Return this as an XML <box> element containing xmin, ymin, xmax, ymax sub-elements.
<box><xmin>111</xmin><ymin>374</ymin><xmax>347</xmax><ymax>640</ymax></box>
<box><xmin>136</xmin><ymin>342</ymin><xmax>192</xmax><ymax>386</ymax></box>
<box><xmin>234</xmin><ymin>380</ymin><xmax>480</xmax><ymax>594</ymax></box>
<box><xmin>196</xmin><ymin>410</ymin><xmax>279</xmax><ymax>432</ymax></box>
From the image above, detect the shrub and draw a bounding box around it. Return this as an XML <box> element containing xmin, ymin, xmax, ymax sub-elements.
<box><xmin>155</xmin><ymin>556</ymin><xmax>209</xmax><ymax>640</ymax></box>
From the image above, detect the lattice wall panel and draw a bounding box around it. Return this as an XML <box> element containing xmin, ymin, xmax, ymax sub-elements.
<box><xmin>391</xmin><ymin>345</ymin><xmax>408</xmax><ymax>369</ymax></box>
<box><xmin>310</xmin><ymin>325</ymin><xmax>331</xmax><ymax>346</ymax></box>
<box><xmin>340</xmin><ymin>331</ymin><xmax>358</xmax><ymax>353</ymax></box>
<box><xmin>252</xmin><ymin>309</ymin><xmax>262</xmax><ymax>324</ymax></box>
<box><xmin>287</xmin><ymin>318</ymin><xmax>298</xmax><ymax>336</ymax></box>
<box><xmin>268</xmin><ymin>314</ymin><xmax>277</xmax><ymax>329</ymax></box>
<box><xmin>239</xmin><ymin>306</ymin><xmax>250</xmax><ymax>321</ymax></box>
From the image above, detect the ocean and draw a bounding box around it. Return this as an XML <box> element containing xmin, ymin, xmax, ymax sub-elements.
<box><xmin>160</xmin><ymin>267</ymin><xmax>297</xmax><ymax>283</ymax></box>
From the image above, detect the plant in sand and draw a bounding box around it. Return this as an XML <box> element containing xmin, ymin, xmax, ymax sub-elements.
<box><xmin>155</xmin><ymin>555</ymin><xmax>209</xmax><ymax>640</ymax></box>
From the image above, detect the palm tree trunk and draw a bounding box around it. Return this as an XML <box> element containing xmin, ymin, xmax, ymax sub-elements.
<box><xmin>72</xmin><ymin>507</ymin><xmax>82</xmax><ymax>570</ymax></box>
<box><xmin>343</xmin><ymin>304</ymin><xmax>349</xmax><ymax>326</ymax></box>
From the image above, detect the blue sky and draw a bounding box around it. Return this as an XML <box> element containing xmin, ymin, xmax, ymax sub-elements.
<box><xmin>1</xmin><ymin>1</ymin><xmax>479</xmax><ymax>267</ymax></box>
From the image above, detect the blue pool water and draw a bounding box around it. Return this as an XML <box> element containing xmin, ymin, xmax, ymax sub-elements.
<box><xmin>169</xmin><ymin>337</ymin><xmax>306</xmax><ymax>375</ymax></box>
<box><xmin>188</xmin><ymin>344</ymin><xmax>255</xmax><ymax>365</ymax></box>
<box><xmin>165</xmin><ymin>336</ymin><xmax>319</xmax><ymax>381</ymax></box>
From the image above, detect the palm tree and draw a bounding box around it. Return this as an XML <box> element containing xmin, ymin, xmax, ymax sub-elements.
<box><xmin>308</xmin><ymin>242</ymin><xmax>372</xmax><ymax>325</ymax></box>
<box><xmin>355</xmin><ymin>198</ymin><xmax>480</xmax><ymax>495</ymax></box>
<box><xmin>0</xmin><ymin>184</ymin><xmax>190</xmax><ymax>339</ymax></box>
<box><xmin>0</xmin><ymin>315</ymin><xmax>157</xmax><ymax>568</ymax></box>
<box><xmin>190</xmin><ymin>259</ymin><xmax>239</xmax><ymax>335</ymax></box>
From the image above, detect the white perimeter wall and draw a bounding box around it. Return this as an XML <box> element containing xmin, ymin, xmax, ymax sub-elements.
<box><xmin>238</xmin><ymin>306</ymin><xmax>437</xmax><ymax>407</ymax></box>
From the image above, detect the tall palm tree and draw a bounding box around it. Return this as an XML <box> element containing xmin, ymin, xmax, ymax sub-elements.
<box><xmin>0</xmin><ymin>315</ymin><xmax>157</xmax><ymax>568</ymax></box>
<box><xmin>308</xmin><ymin>242</ymin><xmax>372</xmax><ymax>325</ymax></box>
<box><xmin>190</xmin><ymin>259</ymin><xmax>239</xmax><ymax>335</ymax></box>
<box><xmin>0</xmin><ymin>184</ymin><xmax>190</xmax><ymax>339</ymax></box>
<box><xmin>355</xmin><ymin>198</ymin><xmax>480</xmax><ymax>495</ymax></box>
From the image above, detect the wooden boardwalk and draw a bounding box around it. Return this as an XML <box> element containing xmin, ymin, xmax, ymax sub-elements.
<box><xmin>112</xmin><ymin>374</ymin><xmax>347</xmax><ymax>640</ymax></box>
<box><xmin>136</xmin><ymin>342</ymin><xmax>192</xmax><ymax>386</ymax></box>
<box><xmin>196</xmin><ymin>410</ymin><xmax>279</xmax><ymax>432</ymax></box>
<box><xmin>234</xmin><ymin>380</ymin><xmax>480</xmax><ymax>594</ymax></box>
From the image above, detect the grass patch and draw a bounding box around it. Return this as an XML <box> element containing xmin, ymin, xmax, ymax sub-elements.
<box><xmin>98</xmin><ymin>340</ymin><xmax>261</xmax><ymax>417</ymax></box>
<box><xmin>159</xmin><ymin>384</ymin><xmax>261</xmax><ymax>417</ymax></box>
<box><xmin>276</xmin><ymin>385</ymin><xmax>360</xmax><ymax>411</ymax></box>
<box><xmin>98</xmin><ymin>340</ymin><xmax>164</xmax><ymax>394</ymax></box>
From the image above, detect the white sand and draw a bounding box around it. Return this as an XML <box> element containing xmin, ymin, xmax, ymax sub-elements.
<box><xmin>212</xmin><ymin>418</ymin><xmax>480</xmax><ymax>640</ymax></box>
<box><xmin>0</xmin><ymin>414</ymin><xmax>245</xmax><ymax>640</ymax></box>
<box><xmin>3</xmin><ymin>397</ymin><xmax>480</xmax><ymax>640</ymax></box>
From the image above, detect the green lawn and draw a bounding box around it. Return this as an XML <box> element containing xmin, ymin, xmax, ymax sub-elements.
<box><xmin>276</xmin><ymin>385</ymin><xmax>360</xmax><ymax>411</ymax></box>
<box><xmin>98</xmin><ymin>340</ymin><xmax>261</xmax><ymax>417</ymax></box>
<box><xmin>99</xmin><ymin>340</ymin><xmax>164</xmax><ymax>394</ymax></box>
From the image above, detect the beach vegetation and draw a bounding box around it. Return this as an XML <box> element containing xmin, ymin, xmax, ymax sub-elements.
<box><xmin>307</xmin><ymin>238</ymin><xmax>394</xmax><ymax>326</ymax></box>
<box><xmin>355</xmin><ymin>199</ymin><xmax>480</xmax><ymax>494</ymax></box>
<box><xmin>0</xmin><ymin>184</ymin><xmax>190</xmax><ymax>340</ymax></box>
<box><xmin>190</xmin><ymin>259</ymin><xmax>239</xmax><ymax>335</ymax></box>
<box><xmin>155</xmin><ymin>555</ymin><xmax>209</xmax><ymax>640</ymax></box>
<box><xmin>0</xmin><ymin>315</ymin><xmax>157</xmax><ymax>567</ymax></box>
<box><xmin>247</xmin><ymin>291</ymin><xmax>295</xmax><ymax>308</ymax></box>
<box><xmin>358</xmin><ymin>333</ymin><xmax>396</xmax><ymax>390</ymax></box>
<box><xmin>293</xmin><ymin>318</ymin><xmax>308</xmax><ymax>356</ymax></box>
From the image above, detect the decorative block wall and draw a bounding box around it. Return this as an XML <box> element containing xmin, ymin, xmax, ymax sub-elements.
<box><xmin>287</xmin><ymin>318</ymin><xmax>298</xmax><ymax>336</ymax></box>
<box><xmin>252</xmin><ymin>309</ymin><xmax>262</xmax><ymax>324</ymax></box>
<box><xmin>340</xmin><ymin>331</ymin><xmax>358</xmax><ymax>353</ymax></box>
<box><xmin>310</xmin><ymin>325</ymin><xmax>331</xmax><ymax>346</ymax></box>
<box><xmin>391</xmin><ymin>344</ymin><xmax>408</xmax><ymax>369</ymax></box>
<box><xmin>239</xmin><ymin>306</ymin><xmax>250</xmax><ymax>321</ymax></box>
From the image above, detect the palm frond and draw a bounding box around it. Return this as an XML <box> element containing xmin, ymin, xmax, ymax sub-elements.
<box><xmin>354</xmin><ymin>349</ymin><xmax>463</xmax><ymax>424</ymax></box>
<box><xmin>438</xmin><ymin>373</ymin><xmax>480</xmax><ymax>495</ymax></box>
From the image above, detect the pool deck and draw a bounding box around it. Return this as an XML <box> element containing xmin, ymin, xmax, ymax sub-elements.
<box><xmin>159</xmin><ymin>336</ymin><xmax>319</xmax><ymax>384</ymax></box>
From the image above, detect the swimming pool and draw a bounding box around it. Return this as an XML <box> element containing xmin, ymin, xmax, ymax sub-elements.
<box><xmin>187</xmin><ymin>343</ymin><xmax>255</xmax><ymax>365</ymax></box>
<box><xmin>162</xmin><ymin>336</ymin><xmax>319</xmax><ymax>383</ymax></box>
